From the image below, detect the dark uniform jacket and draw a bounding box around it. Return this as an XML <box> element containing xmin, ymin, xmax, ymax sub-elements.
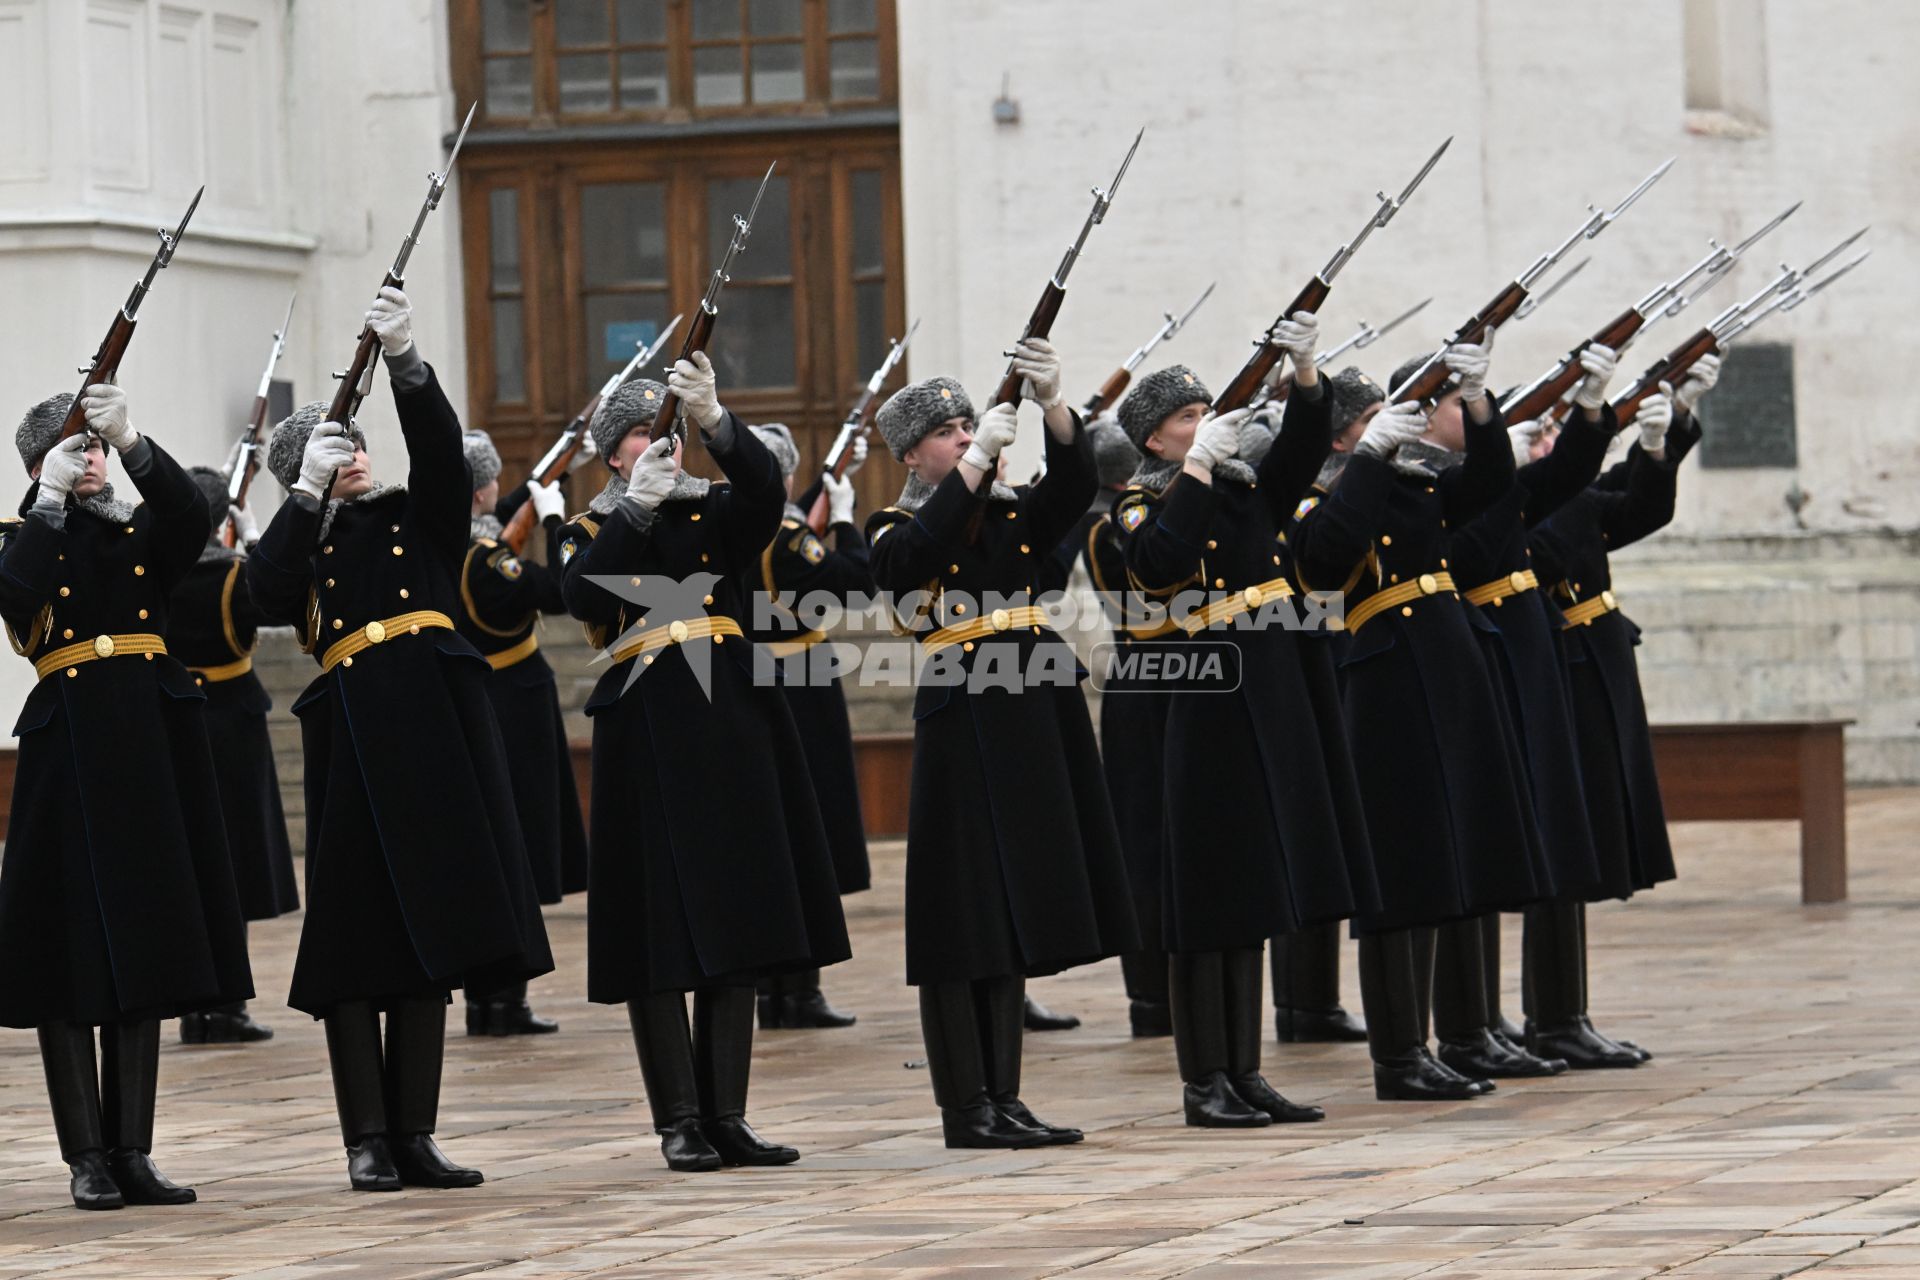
<box><xmin>557</xmin><ymin>421</ymin><xmax>850</xmax><ymax>1001</ymax></box>
<box><xmin>167</xmin><ymin>550</ymin><xmax>300</xmax><ymax>921</ymax></box>
<box><xmin>0</xmin><ymin>441</ymin><xmax>252</xmax><ymax>1027</ymax></box>
<box><xmin>1527</xmin><ymin>416</ymin><xmax>1701</xmax><ymax>898</ymax></box>
<box><xmin>865</xmin><ymin>418</ymin><xmax>1137</xmax><ymax>985</ymax></box>
<box><xmin>747</xmin><ymin>508</ymin><xmax>873</xmax><ymax>895</ymax></box>
<box><xmin>1115</xmin><ymin>385</ymin><xmax>1379</xmax><ymax>952</ymax></box>
<box><xmin>454</xmin><ymin>506</ymin><xmax>589</xmax><ymax>903</ymax></box>
<box><xmin>1290</xmin><ymin>403</ymin><xmax>1542</xmax><ymax>932</ymax></box>
<box><xmin>247</xmin><ymin>363</ymin><xmax>554</xmax><ymax>1015</ymax></box>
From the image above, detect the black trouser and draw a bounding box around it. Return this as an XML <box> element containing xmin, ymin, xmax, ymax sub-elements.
<box><xmin>918</xmin><ymin>975</ymin><xmax>1024</xmax><ymax>1109</ymax></box>
<box><xmin>756</xmin><ymin>968</ymin><xmax>822</xmax><ymax>997</ymax></box>
<box><xmin>464</xmin><ymin>977</ymin><xmax>529</xmax><ymax>1007</ymax></box>
<box><xmin>1431</xmin><ymin>917</ymin><xmax>1492</xmax><ymax>1043</ymax></box>
<box><xmin>323</xmin><ymin>997</ymin><xmax>448</xmax><ymax>1146</ymax></box>
<box><xmin>1522</xmin><ymin>899</ymin><xmax>1586</xmax><ymax>1026</ymax></box>
<box><xmin>39</xmin><ymin>1018</ymin><xmax>162</xmax><ymax>1160</ymax></box>
<box><xmin>1120</xmin><ymin>950</ymin><xmax>1169</xmax><ymax>1008</ymax></box>
<box><xmin>1169</xmin><ymin>948</ymin><xmax>1264</xmax><ymax>1083</ymax></box>
<box><xmin>1357</xmin><ymin>930</ymin><xmax>1425</xmax><ymax>1063</ymax></box>
<box><xmin>1269</xmin><ymin>922</ymin><xmax>1343</xmax><ymax>1013</ymax></box>
<box><xmin>626</xmin><ymin>986</ymin><xmax>756</xmax><ymax>1130</ymax></box>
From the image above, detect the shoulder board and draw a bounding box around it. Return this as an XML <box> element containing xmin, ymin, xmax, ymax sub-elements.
<box><xmin>0</xmin><ymin>516</ymin><xmax>22</xmax><ymax>525</ymax></box>
<box><xmin>866</xmin><ymin>506</ymin><xmax>910</xmax><ymax>541</ymax></box>
<box><xmin>558</xmin><ymin>515</ymin><xmax>599</xmax><ymax>567</ymax></box>
<box><xmin>474</xmin><ymin>536</ymin><xmax>498</xmax><ymax>549</ymax></box>
<box><xmin>779</xmin><ymin>517</ymin><xmax>805</xmax><ymax>531</ymax></box>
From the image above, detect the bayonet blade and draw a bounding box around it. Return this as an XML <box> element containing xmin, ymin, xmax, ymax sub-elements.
<box><xmin>1171</xmin><ymin>281</ymin><xmax>1216</xmax><ymax>334</ymax></box>
<box><xmin>1516</xmin><ymin>257</ymin><xmax>1589</xmax><ymax>319</ymax></box>
<box><xmin>742</xmin><ymin>161</ymin><xmax>777</xmax><ymax>231</ymax></box>
<box><xmin>277</xmin><ymin>289</ymin><xmax>297</xmax><ymax>344</ymax></box>
<box><xmin>1793</xmin><ymin>249</ymin><xmax>1870</xmax><ymax>304</ymax></box>
<box><xmin>158</xmin><ymin>185</ymin><xmax>204</xmax><ymax>265</ymax></box>
<box><xmin>444</xmin><ymin>102</ymin><xmax>476</xmax><ymax>177</ymax></box>
<box><xmin>636</xmin><ymin>311</ymin><xmax>684</xmax><ymax>372</ymax></box>
<box><xmin>1596</xmin><ymin>156</ymin><xmax>1674</xmax><ymax>232</ymax></box>
<box><xmin>1369</xmin><ymin>296</ymin><xmax>1432</xmax><ymax>344</ymax></box>
<box><xmin>1728</xmin><ymin>201</ymin><xmax>1801</xmax><ymax>261</ymax></box>
<box><xmin>1799</xmin><ymin>226</ymin><xmax>1870</xmax><ymax>284</ymax></box>
<box><xmin>1390</xmin><ymin>135</ymin><xmax>1452</xmax><ymax>216</ymax></box>
<box><xmin>1102</xmin><ymin>127</ymin><xmax>1145</xmax><ymax>214</ymax></box>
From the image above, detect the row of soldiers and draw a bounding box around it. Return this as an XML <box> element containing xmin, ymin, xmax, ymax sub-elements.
<box><xmin>0</xmin><ymin>280</ymin><xmax>1706</xmax><ymax>1208</ymax></box>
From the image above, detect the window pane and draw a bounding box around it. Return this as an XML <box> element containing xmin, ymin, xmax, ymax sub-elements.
<box><xmin>617</xmin><ymin>0</ymin><xmax>667</xmax><ymax>43</ymax></box>
<box><xmin>489</xmin><ymin>188</ymin><xmax>521</xmax><ymax>291</ymax></box>
<box><xmin>693</xmin><ymin>45</ymin><xmax>745</xmax><ymax>106</ymax></box>
<box><xmin>581</xmin><ymin>183</ymin><xmax>668</xmax><ymax>285</ymax></box>
<box><xmin>618</xmin><ymin>49</ymin><xmax>670</xmax><ymax>109</ymax></box>
<box><xmin>750</xmin><ymin>42</ymin><xmax>804</xmax><ymax>104</ymax></box>
<box><xmin>485</xmin><ymin>56</ymin><xmax>533</xmax><ymax>117</ymax></box>
<box><xmin>555</xmin><ymin>0</ymin><xmax>611</xmax><ymax>47</ymax></box>
<box><xmin>481</xmin><ymin>0</ymin><xmax>531</xmax><ymax>51</ymax></box>
<box><xmin>855</xmin><ymin>280</ymin><xmax>886</xmax><ymax>375</ymax></box>
<box><xmin>492</xmin><ymin>299</ymin><xmax>526</xmax><ymax>403</ymax></box>
<box><xmin>749</xmin><ymin>0</ymin><xmax>802</xmax><ymax>36</ymax></box>
<box><xmin>584</xmin><ymin>293</ymin><xmax>672</xmax><ymax>388</ymax></box>
<box><xmin>705</xmin><ymin>287</ymin><xmax>794</xmax><ymax>388</ymax></box>
<box><xmin>557</xmin><ymin>52</ymin><xmax>614</xmax><ymax>113</ymax></box>
<box><xmin>828</xmin><ymin>0</ymin><xmax>876</xmax><ymax>34</ymax></box>
<box><xmin>829</xmin><ymin>38</ymin><xmax>879</xmax><ymax>101</ymax></box>
<box><xmin>850</xmin><ymin>169</ymin><xmax>883</xmax><ymax>275</ymax></box>
<box><xmin>708</xmin><ymin>174</ymin><xmax>789</xmax><ymax>278</ymax></box>
<box><xmin>692</xmin><ymin>0</ymin><xmax>742</xmax><ymax>39</ymax></box>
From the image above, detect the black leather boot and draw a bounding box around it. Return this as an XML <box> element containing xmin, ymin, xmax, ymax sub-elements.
<box><xmin>1360</xmin><ymin>930</ymin><xmax>1492</xmax><ymax>1102</ymax></box>
<box><xmin>1224</xmin><ymin>948</ymin><xmax>1322</xmax><ymax>1123</ymax></box>
<box><xmin>920</xmin><ymin>982</ymin><xmax>1050</xmax><ymax>1149</ymax></box>
<box><xmin>695</xmin><ymin>986</ymin><xmax>799</xmax><ymax>1165</ymax></box>
<box><xmin>1271</xmin><ymin>923</ymin><xmax>1368</xmax><ymax>1043</ymax></box>
<box><xmin>101</xmin><ymin>1019</ymin><xmax>195</xmax><ymax>1205</ymax></box>
<box><xmin>1434</xmin><ymin>920</ymin><xmax>1560</xmax><ymax>1080</ymax></box>
<box><xmin>1121</xmin><ymin>950</ymin><xmax>1172</xmax><ymax>1038</ymax></box>
<box><xmin>185</xmin><ymin>1002</ymin><xmax>274</xmax><ymax>1044</ymax></box>
<box><xmin>629</xmin><ymin>993</ymin><xmax>722</xmax><ymax>1170</ymax></box>
<box><xmin>982</xmin><ymin>976</ymin><xmax>1080</xmax><ymax>1145</ymax></box>
<box><xmin>39</xmin><ymin>1022</ymin><xmax>123</xmax><ymax>1210</ymax></box>
<box><xmin>1172</xmin><ymin>952</ymin><xmax>1270</xmax><ymax>1127</ymax></box>
<box><xmin>1524</xmin><ymin>902</ymin><xmax>1641</xmax><ymax>1070</ymax></box>
<box><xmin>779</xmin><ymin>970</ymin><xmax>857</xmax><ymax>1029</ymax></box>
<box><xmin>386</xmin><ymin>997</ymin><xmax>483</xmax><ymax>1188</ymax></box>
<box><xmin>1438</xmin><ymin>1027</ymin><xmax>1566</xmax><ymax>1079</ymax></box>
<box><xmin>756</xmin><ymin>972</ymin><xmax>786</xmax><ymax>1030</ymax></box>
<box><xmin>1479</xmin><ymin>915</ymin><xmax>1527</xmax><ymax>1045</ymax></box>
<box><xmin>1373</xmin><ymin>1047</ymin><xmax>1493</xmax><ymax>1101</ymax></box>
<box><xmin>325</xmin><ymin>1002</ymin><xmax>399</xmax><ymax>1190</ymax></box>
<box><xmin>1022</xmin><ymin>993</ymin><xmax>1080</xmax><ymax>1032</ymax></box>
<box><xmin>466</xmin><ymin>980</ymin><xmax>559</xmax><ymax>1037</ymax></box>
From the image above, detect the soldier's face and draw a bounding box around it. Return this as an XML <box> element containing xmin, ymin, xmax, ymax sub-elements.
<box><xmin>1145</xmin><ymin>402</ymin><xmax>1207</xmax><ymax>462</ymax></box>
<box><xmin>472</xmin><ymin>476</ymin><xmax>500</xmax><ymax>514</ymax></box>
<box><xmin>1533</xmin><ymin>422</ymin><xmax>1559</xmax><ymax>460</ymax></box>
<box><xmin>902</xmin><ymin>416</ymin><xmax>974</xmax><ymax>484</ymax></box>
<box><xmin>1332</xmin><ymin>402</ymin><xmax>1382</xmax><ymax>454</ymax></box>
<box><xmin>1424</xmin><ymin>392</ymin><xmax>1466</xmax><ymax>452</ymax></box>
<box><xmin>71</xmin><ymin>438</ymin><xmax>110</xmax><ymax>498</ymax></box>
<box><xmin>611</xmin><ymin>424</ymin><xmax>681</xmax><ymax>478</ymax></box>
<box><xmin>333</xmin><ymin>447</ymin><xmax>375</xmax><ymax>499</ymax></box>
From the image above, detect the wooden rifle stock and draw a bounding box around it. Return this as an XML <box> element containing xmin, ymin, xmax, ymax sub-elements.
<box><xmin>992</xmin><ymin>282</ymin><xmax>1066</xmax><ymax>408</ymax></box>
<box><xmin>648</xmin><ymin>309</ymin><xmax>716</xmax><ymax>442</ymax></box>
<box><xmin>806</xmin><ymin>403</ymin><xmax>878</xmax><ymax>535</ymax></box>
<box><xmin>1614</xmin><ymin>328</ymin><xmax>1718</xmax><ymax>423</ymax></box>
<box><xmin>501</xmin><ymin>401</ymin><xmax>600</xmax><ymax>555</ymax></box>
<box><xmin>57</xmin><ymin>316</ymin><xmax>137</xmax><ymax>444</ymax></box>
<box><xmin>1502</xmin><ymin>307</ymin><xmax>1645</xmax><ymax>425</ymax></box>
<box><xmin>1082</xmin><ymin>367</ymin><xmax>1132</xmax><ymax>418</ymax></box>
<box><xmin>1212</xmin><ymin>276</ymin><xmax>1332</xmax><ymax>415</ymax></box>
<box><xmin>1394</xmin><ymin>282</ymin><xmax>1528</xmax><ymax>404</ymax></box>
<box><xmin>222</xmin><ymin>394</ymin><xmax>273</xmax><ymax>546</ymax></box>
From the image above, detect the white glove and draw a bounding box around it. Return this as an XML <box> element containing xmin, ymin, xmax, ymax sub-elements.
<box><xmin>845</xmin><ymin>434</ymin><xmax>869</xmax><ymax>477</ymax></box>
<box><xmin>1572</xmin><ymin>342</ymin><xmax>1618</xmax><ymax>412</ymax></box>
<box><xmin>1674</xmin><ymin>353</ymin><xmax>1720</xmax><ymax>414</ymax></box>
<box><xmin>570</xmin><ymin>430</ymin><xmax>599</xmax><ymax>472</ymax></box>
<box><xmin>1443</xmin><ymin>334</ymin><xmax>1494</xmax><ymax>404</ymax></box>
<box><xmin>824</xmin><ymin>472</ymin><xmax>856</xmax><ymax>525</ymax></box>
<box><xmin>229</xmin><ymin>500</ymin><xmax>259</xmax><ymax>545</ymax></box>
<box><xmin>80</xmin><ymin>384</ymin><xmax>138</xmax><ymax>453</ymax></box>
<box><xmin>1634</xmin><ymin>391</ymin><xmax>1674</xmax><ymax>453</ymax></box>
<box><xmin>1507</xmin><ymin>418</ymin><xmax>1545</xmax><ymax>468</ymax></box>
<box><xmin>1184</xmin><ymin>408</ymin><xmax>1248</xmax><ymax>474</ymax></box>
<box><xmin>366</xmin><ymin>286</ymin><xmax>414</xmax><ymax>358</ymax></box>
<box><xmin>623</xmin><ymin>436</ymin><xmax>678</xmax><ymax>511</ymax></box>
<box><xmin>1355</xmin><ymin>401</ymin><xmax>1428</xmax><ymax>459</ymax></box>
<box><xmin>35</xmin><ymin>435</ymin><xmax>88</xmax><ymax>504</ymax></box>
<box><xmin>1269</xmin><ymin>311</ymin><xmax>1320</xmax><ymax>371</ymax></box>
<box><xmin>668</xmin><ymin>351</ymin><xmax>725</xmax><ymax>432</ymax></box>
<box><xmin>295</xmin><ymin>422</ymin><xmax>357</xmax><ymax>500</ymax></box>
<box><xmin>529</xmin><ymin>479</ymin><xmax>566</xmax><ymax>522</ymax></box>
<box><xmin>962</xmin><ymin>402</ymin><xmax>1018</xmax><ymax>472</ymax></box>
<box><xmin>1009</xmin><ymin>337</ymin><xmax>1064</xmax><ymax>411</ymax></box>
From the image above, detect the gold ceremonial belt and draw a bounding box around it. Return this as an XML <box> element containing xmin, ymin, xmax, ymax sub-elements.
<box><xmin>1559</xmin><ymin>588</ymin><xmax>1620</xmax><ymax>629</ymax></box>
<box><xmin>921</xmin><ymin>605</ymin><xmax>1050</xmax><ymax>656</ymax></box>
<box><xmin>321</xmin><ymin>611</ymin><xmax>455</xmax><ymax>673</ymax></box>
<box><xmin>1463</xmin><ymin>568</ymin><xmax>1540</xmax><ymax>608</ymax></box>
<box><xmin>1121</xmin><ymin>616</ymin><xmax>1182</xmax><ymax>641</ymax></box>
<box><xmin>765</xmin><ymin>628</ymin><xmax>826</xmax><ymax>659</ymax></box>
<box><xmin>36</xmin><ymin>633</ymin><xmax>167</xmax><ymax>680</ymax></box>
<box><xmin>485</xmin><ymin>632</ymin><xmax>540</xmax><ymax>671</ymax></box>
<box><xmin>1177</xmin><ymin>577</ymin><xmax>1294</xmax><ymax>635</ymax></box>
<box><xmin>1342</xmin><ymin>571</ymin><xmax>1459</xmax><ymax>634</ymax></box>
<box><xmin>189</xmin><ymin>655</ymin><xmax>254</xmax><ymax>683</ymax></box>
<box><xmin>610</xmin><ymin>615</ymin><xmax>744</xmax><ymax>665</ymax></box>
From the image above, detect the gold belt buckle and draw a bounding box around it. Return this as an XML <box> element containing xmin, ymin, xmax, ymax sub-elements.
<box><xmin>1417</xmin><ymin>573</ymin><xmax>1439</xmax><ymax>595</ymax></box>
<box><xmin>1601</xmin><ymin>589</ymin><xmax>1617</xmax><ymax>609</ymax></box>
<box><xmin>1241</xmin><ymin>585</ymin><xmax>1263</xmax><ymax>609</ymax></box>
<box><xmin>1508</xmin><ymin>570</ymin><xmax>1528</xmax><ymax>593</ymax></box>
<box><xmin>667</xmin><ymin>619</ymin><xmax>690</xmax><ymax>644</ymax></box>
<box><xmin>990</xmin><ymin>607</ymin><xmax>1012</xmax><ymax>632</ymax></box>
<box><xmin>364</xmin><ymin>620</ymin><xmax>387</xmax><ymax>645</ymax></box>
<box><xmin>92</xmin><ymin>635</ymin><xmax>114</xmax><ymax>658</ymax></box>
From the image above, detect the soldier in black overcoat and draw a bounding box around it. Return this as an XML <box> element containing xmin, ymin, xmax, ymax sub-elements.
<box><xmin>167</xmin><ymin>468</ymin><xmax>299</xmax><ymax>1046</ymax></box>
<box><xmin>863</xmin><ymin>340</ymin><xmax>1137</xmax><ymax>1150</ymax></box>
<box><xmin>556</xmin><ymin>352</ymin><xmax>851</xmax><ymax>1173</ymax></box>
<box><xmin>1290</xmin><ymin>338</ymin><xmax>1544</xmax><ymax>1101</ymax></box>
<box><xmin>743</xmin><ymin>422</ymin><xmax>869</xmax><ymax>1031</ymax></box>
<box><xmin>455</xmin><ymin>429</ymin><xmax>585</xmax><ymax>1038</ymax></box>
<box><xmin>1111</xmin><ymin>313</ymin><xmax>1376</xmax><ymax>1129</ymax></box>
<box><xmin>247</xmin><ymin>288</ymin><xmax>554</xmax><ymax>1192</ymax></box>
<box><xmin>0</xmin><ymin>385</ymin><xmax>252</xmax><ymax>1209</ymax></box>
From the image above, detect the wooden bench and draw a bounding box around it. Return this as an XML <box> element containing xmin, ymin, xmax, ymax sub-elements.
<box><xmin>1650</xmin><ymin>720</ymin><xmax>1851</xmax><ymax>904</ymax></box>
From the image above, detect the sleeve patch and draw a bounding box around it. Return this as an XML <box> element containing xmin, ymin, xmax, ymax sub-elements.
<box><xmin>1120</xmin><ymin>501</ymin><xmax>1147</xmax><ymax>532</ymax></box>
<box><xmin>560</xmin><ymin>539</ymin><xmax>578</xmax><ymax>565</ymax></box>
<box><xmin>488</xmin><ymin>548</ymin><xmax>525</xmax><ymax>580</ymax></box>
<box><xmin>1294</xmin><ymin>495</ymin><xmax>1321</xmax><ymax>521</ymax></box>
<box><xmin>798</xmin><ymin>532</ymin><xmax>826</xmax><ymax>564</ymax></box>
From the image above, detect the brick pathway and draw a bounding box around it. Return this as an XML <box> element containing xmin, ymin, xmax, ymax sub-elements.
<box><xmin>2</xmin><ymin>792</ymin><xmax>1917</xmax><ymax>1278</ymax></box>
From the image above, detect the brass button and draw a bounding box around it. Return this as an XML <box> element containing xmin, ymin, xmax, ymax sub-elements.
<box><xmin>1206</xmin><ymin>540</ymin><xmax>1218</xmax><ymax>550</ymax></box>
<box><xmin>391</xmin><ymin>524</ymin><xmax>400</xmax><ymax>533</ymax></box>
<box><xmin>690</xmin><ymin>513</ymin><xmax>702</xmax><ymax>522</ymax></box>
<box><xmin>1389</xmin><ymin>573</ymin><xmax>1399</xmax><ymax>584</ymax></box>
<box><xmin>700</xmin><ymin>553</ymin><xmax>710</xmax><ymax>563</ymax></box>
<box><xmin>61</xmin><ymin>628</ymin><xmax>72</xmax><ymax>640</ymax></box>
<box><xmin>1440</xmin><ymin>558</ymin><xmax>1448</xmax><ymax>568</ymax></box>
<box><xmin>1273</xmin><ymin>555</ymin><xmax>1282</xmax><ymax>565</ymax></box>
<box><xmin>1213</xmin><ymin>578</ymin><xmax>1225</xmax><ymax>589</ymax></box>
<box><xmin>324</xmin><ymin>545</ymin><xmax>333</xmax><ymax>555</ymax></box>
<box><xmin>643</xmin><ymin>653</ymin><xmax>655</xmax><ymax>665</ymax></box>
<box><xmin>144</xmin><ymin>653</ymin><xmax>153</xmax><ymax>661</ymax></box>
<box><xmin>364</xmin><ymin>620</ymin><xmax>387</xmax><ymax>644</ymax></box>
<box><xmin>1418</xmin><ymin>573</ymin><xmax>1439</xmax><ymax>595</ymax></box>
<box><xmin>1493</xmin><ymin>598</ymin><xmax>1503</xmax><ymax>607</ymax></box>
<box><xmin>712</xmin><ymin>634</ymin><xmax>724</xmax><ymax>645</ymax></box>
<box><xmin>962</xmin><ymin>641</ymin><xmax>975</xmax><ymax>653</ymax></box>
<box><xmin>59</xmin><ymin>587</ymin><xmax>69</xmax><ymax>597</ymax></box>
<box><xmin>333</xmin><ymin>619</ymin><xmax>344</xmax><ymax>631</ymax></box>
<box><xmin>342</xmin><ymin>656</ymin><xmax>353</xmax><ymax>668</ymax></box>
<box><xmin>392</xmin><ymin>546</ymin><xmax>404</xmax><ymax>556</ymax></box>
<box><xmin>1601</xmin><ymin>589</ymin><xmax>1617</xmax><ymax>609</ymax></box>
<box><xmin>137</xmin><ymin>609</ymin><xmax>147</xmax><ymax>620</ymax></box>
<box><xmin>949</xmin><ymin>564</ymin><xmax>960</xmax><ymax>574</ymax></box>
<box><xmin>703</xmin><ymin>594</ymin><xmax>714</xmax><ymax>606</ymax></box>
<box><xmin>668</xmin><ymin>619</ymin><xmax>690</xmax><ymax>644</ymax></box>
<box><xmin>1242</xmin><ymin>586</ymin><xmax>1263</xmax><ymax>609</ymax></box>
<box><xmin>1380</xmin><ymin>535</ymin><xmax>1392</xmax><ymax>546</ymax></box>
<box><xmin>953</xmin><ymin>603</ymin><xmax>967</xmax><ymax>616</ymax></box>
<box><xmin>92</xmin><ymin>635</ymin><xmax>115</xmax><ymax>658</ymax></box>
<box><xmin>1509</xmin><ymin>571</ymin><xmax>1528</xmax><ymax>593</ymax></box>
<box><xmin>409</xmin><ymin>624</ymin><xmax>420</xmax><ymax>635</ymax></box>
<box><xmin>990</xmin><ymin>608</ymin><xmax>1012</xmax><ymax>632</ymax></box>
<box><xmin>1019</xmin><ymin>543</ymin><xmax>1030</xmax><ymax>554</ymax></box>
<box><xmin>195</xmin><ymin>676</ymin><xmax>204</xmax><ymax>686</ymax></box>
<box><xmin>1400</xmin><ymin>606</ymin><xmax>1414</xmax><ymax>618</ymax></box>
<box><xmin>399</xmin><ymin>588</ymin><xmax>409</xmax><ymax>599</ymax></box>
<box><xmin>133</xmin><ymin>565</ymin><xmax>144</xmax><ymax>576</ymax></box>
<box><xmin>65</xmin><ymin>667</ymin><xmax>77</xmax><ymax>678</ymax></box>
<box><xmin>326</xmin><ymin>578</ymin><xmax>336</xmax><ymax>588</ymax></box>
<box><xmin>1005</xmin><ymin>511</ymin><xmax>1017</xmax><ymax>520</ymax></box>
<box><xmin>125</xmin><ymin>526</ymin><xmax>134</xmax><ymax>534</ymax></box>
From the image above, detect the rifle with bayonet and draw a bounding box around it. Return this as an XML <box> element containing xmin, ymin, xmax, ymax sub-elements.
<box><xmin>501</xmin><ymin>313</ymin><xmax>683</xmax><ymax>555</ymax></box>
<box><xmin>806</xmin><ymin>318</ymin><xmax>920</xmax><ymax>536</ymax></box>
<box><xmin>1499</xmin><ymin>202</ymin><xmax>1799</xmax><ymax>425</ymax></box>
<box><xmin>649</xmin><ymin>163</ymin><xmax>776</xmax><ymax>445</ymax></box>
<box><xmin>1081</xmin><ymin>282</ymin><xmax>1215</xmax><ymax>418</ymax></box>
<box><xmin>224</xmin><ymin>289</ymin><xmax>296</xmax><ymax>544</ymax></box>
<box><xmin>1249</xmin><ymin>296</ymin><xmax>1432</xmax><ymax>411</ymax></box>
<box><xmin>1387</xmin><ymin>158</ymin><xmax>1674</xmax><ymax>406</ymax></box>
<box><xmin>53</xmin><ymin>188</ymin><xmax>202</xmax><ymax>452</ymax></box>
<box><xmin>1213</xmin><ymin>137</ymin><xmax>1451</xmax><ymax>415</ymax></box>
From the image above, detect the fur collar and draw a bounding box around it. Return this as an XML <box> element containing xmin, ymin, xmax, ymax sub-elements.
<box><xmin>471</xmin><ymin>512</ymin><xmax>504</xmax><ymax>543</ymax></box>
<box><xmin>1391</xmin><ymin>438</ymin><xmax>1465</xmax><ymax>479</ymax></box>
<box><xmin>1124</xmin><ymin>456</ymin><xmax>1258</xmax><ymax>493</ymax></box>
<box><xmin>893</xmin><ymin>471</ymin><xmax>1016</xmax><ymax>513</ymax></box>
<box><xmin>317</xmin><ymin>482</ymin><xmax>407</xmax><ymax>541</ymax></box>
<box><xmin>587</xmin><ymin>470</ymin><xmax>711</xmax><ymax>517</ymax></box>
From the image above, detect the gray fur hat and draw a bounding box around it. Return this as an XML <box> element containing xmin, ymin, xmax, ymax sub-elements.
<box><xmin>1088</xmin><ymin>416</ymin><xmax>1140</xmax><ymax>488</ymax></box>
<box><xmin>188</xmin><ymin>465</ymin><xmax>230</xmax><ymax>516</ymax></box>
<box><xmin>16</xmin><ymin>393</ymin><xmax>71</xmax><ymax>473</ymax></box>
<box><xmin>1329</xmin><ymin>366</ymin><xmax>1387</xmax><ymax>433</ymax></box>
<box><xmin>589</xmin><ymin>378</ymin><xmax>670</xmax><ymax>461</ymax></box>
<box><xmin>751</xmin><ymin>422</ymin><xmax>800</xmax><ymax>477</ymax></box>
<box><xmin>267</xmin><ymin>401</ymin><xmax>364</xmax><ymax>491</ymax></box>
<box><xmin>877</xmin><ymin>377</ymin><xmax>973</xmax><ymax>460</ymax></box>
<box><xmin>1118</xmin><ymin>365</ymin><xmax>1212</xmax><ymax>450</ymax></box>
<box><xmin>463</xmin><ymin>429</ymin><xmax>502</xmax><ymax>490</ymax></box>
